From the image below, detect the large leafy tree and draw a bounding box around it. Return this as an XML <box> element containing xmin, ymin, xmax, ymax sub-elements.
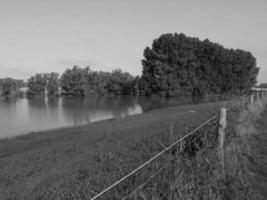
<box><xmin>1</xmin><ymin>78</ymin><xmax>24</xmax><ymax>97</ymax></box>
<box><xmin>106</xmin><ymin>69</ymin><xmax>135</xmax><ymax>95</ymax></box>
<box><xmin>27</xmin><ymin>74</ymin><xmax>47</xmax><ymax>97</ymax></box>
<box><xmin>1</xmin><ymin>78</ymin><xmax>17</xmax><ymax>97</ymax></box>
<box><xmin>61</xmin><ymin>66</ymin><xmax>89</xmax><ymax>96</ymax></box>
<box><xmin>140</xmin><ymin>33</ymin><xmax>259</xmax><ymax>96</ymax></box>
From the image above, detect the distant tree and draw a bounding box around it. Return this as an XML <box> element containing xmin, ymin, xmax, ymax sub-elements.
<box><xmin>106</xmin><ymin>69</ymin><xmax>135</xmax><ymax>95</ymax></box>
<box><xmin>60</xmin><ymin>66</ymin><xmax>137</xmax><ymax>97</ymax></box>
<box><xmin>121</xmin><ymin>76</ymin><xmax>140</xmax><ymax>95</ymax></box>
<box><xmin>1</xmin><ymin>78</ymin><xmax>16</xmax><ymax>97</ymax></box>
<box><xmin>140</xmin><ymin>33</ymin><xmax>259</xmax><ymax>96</ymax></box>
<box><xmin>46</xmin><ymin>72</ymin><xmax>59</xmax><ymax>96</ymax></box>
<box><xmin>27</xmin><ymin>74</ymin><xmax>47</xmax><ymax>97</ymax></box>
<box><xmin>61</xmin><ymin>66</ymin><xmax>90</xmax><ymax>96</ymax></box>
<box><xmin>0</xmin><ymin>78</ymin><xmax>24</xmax><ymax>97</ymax></box>
<box><xmin>1</xmin><ymin>67</ymin><xmax>138</xmax><ymax>98</ymax></box>
<box><xmin>87</xmin><ymin>70</ymin><xmax>110</xmax><ymax>95</ymax></box>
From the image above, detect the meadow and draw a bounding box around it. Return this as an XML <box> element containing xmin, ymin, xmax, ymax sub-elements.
<box><xmin>0</xmin><ymin>101</ymin><xmax>222</xmax><ymax>200</ymax></box>
<box><xmin>1</xmin><ymin>97</ymin><xmax>266</xmax><ymax>200</ymax></box>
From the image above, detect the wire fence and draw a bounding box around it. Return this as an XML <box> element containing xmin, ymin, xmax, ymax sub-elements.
<box><xmin>90</xmin><ymin>94</ymin><xmax>267</xmax><ymax>200</ymax></box>
<box><xmin>90</xmin><ymin>113</ymin><xmax>219</xmax><ymax>200</ymax></box>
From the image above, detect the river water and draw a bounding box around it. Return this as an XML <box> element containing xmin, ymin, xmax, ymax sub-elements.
<box><xmin>0</xmin><ymin>96</ymin><xmax>209</xmax><ymax>138</ymax></box>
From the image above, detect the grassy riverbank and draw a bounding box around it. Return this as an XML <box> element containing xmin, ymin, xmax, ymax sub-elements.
<box><xmin>0</xmin><ymin>102</ymin><xmax>222</xmax><ymax>200</ymax></box>
<box><xmin>222</xmin><ymin>98</ymin><xmax>267</xmax><ymax>199</ymax></box>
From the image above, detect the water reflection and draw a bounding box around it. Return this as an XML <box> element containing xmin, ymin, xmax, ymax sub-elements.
<box><xmin>0</xmin><ymin>95</ymin><xmax>220</xmax><ymax>138</ymax></box>
<box><xmin>0</xmin><ymin>96</ymin><xmax>143</xmax><ymax>138</ymax></box>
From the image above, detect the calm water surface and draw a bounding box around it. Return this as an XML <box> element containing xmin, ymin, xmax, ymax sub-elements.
<box><xmin>0</xmin><ymin>96</ymin><xmax>204</xmax><ymax>138</ymax></box>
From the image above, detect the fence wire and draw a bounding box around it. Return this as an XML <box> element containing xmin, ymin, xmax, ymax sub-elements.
<box><xmin>90</xmin><ymin>113</ymin><xmax>218</xmax><ymax>200</ymax></box>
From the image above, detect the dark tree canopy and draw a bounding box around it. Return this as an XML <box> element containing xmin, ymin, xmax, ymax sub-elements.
<box><xmin>27</xmin><ymin>74</ymin><xmax>48</xmax><ymax>97</ymax></box>
<box><xmin>139</xmin><ymin>33</ymin><xmax>259</xmax><ymax>96</ymax></box>
<box><xmin>21</xmin><ymin>67</ymin><xmax>137</xmax><ymax>98</ymax></box>
<box><xmin>0</xmin><ymin>78</ymin><xmax>24</xmax><ymax>97</ymax></box>
<box><xmin>61</xmin><ymin>66</ymin><xmax>90</xmax><ymax>96</ymax></box>
<box><xmin>27</xmin><ymin>73</ymin><xmax>59</xmax><ymax>97</ymax></box>
<box><xmin>60</xmin><ymin>66</ymin><xmax>137</xmax><ymax>97</ymax></box>
<box><xmin>47</xmin><ymin>72</ymin><xmax>60</xmax><ymax>96</ymax></box>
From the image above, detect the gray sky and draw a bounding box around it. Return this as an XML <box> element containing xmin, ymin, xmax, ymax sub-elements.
<box><xmin>0</xmin><ymin>0</ymin><xmax>266</xmax><ymax>83</ymax></box>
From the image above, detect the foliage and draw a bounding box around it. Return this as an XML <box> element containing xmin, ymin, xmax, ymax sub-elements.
<box><xmin>60</xmin><ymin>66</ymin><xmax>137</xmax><ymax>97</ymax></box>
<box><xmin>1</xmin><ymin>78</ymin><xmax>16</xmax><ymax>97</ymax></box>
<box><xmin>27</xmin><ymin>72</ymin><xmax>60</xmax><ymax>97</ymax></box>
<box><xmin>106</xmin><ymin>69</ymin><xmax>134</xmax><ymax>95</ymax></box>
<box><xmin>121</xmin><ymin>76</ymin><xmax>140</xmax><ymax>95</ymax></box>
<box><xmin>1</xmin><ymin>66</ymin><xmax>137</xmax><ymax>98</ymax></box>
<box><xmin>140</xmin><ymin>33</ymin><xmax>259</xmax><ymax>97</ymax></box>
<box><xmin>47</xmin><ymin>72</ymin><xmax>60</xmax><ymax>96</ymax></box>
<box><xmin>2</xmin><ymin>33</ymin><xmax>260</xmax><ymax>99</ymax></box>
<box><xmin>60</xmin><ymin>66</ymin><xmax>90</xmax><ymax>96</ymax></box>
<box><xmin>27</xmin><ymin>74</ymin><xmax>48</xmax><ymax>97</ymax></box>
<box><xmin>0</xmin><ymin>78</ymin><xmax>24</xmax><ymax>97</ymax></box>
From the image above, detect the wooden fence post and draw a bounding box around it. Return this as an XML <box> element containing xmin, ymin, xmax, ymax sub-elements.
<box><xmin>250</xmin><ymin>94</ymin><xmax>254</xmax><ymax>105</ymax></box>
<box><xmin>219</xmin><ymin>107</ymin><xmax>227</xmax><ymax>171</ymax></box>
<box><xmin>256</xmin><ymin>91</ymin><xmax>258</xmax><ymax>101</ymax></box>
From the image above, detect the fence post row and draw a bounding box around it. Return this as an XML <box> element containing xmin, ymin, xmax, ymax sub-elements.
<box><xmin>219</xmin><ymin>107</ymin><xmax>227</xmax><ymax>172</ymax></box>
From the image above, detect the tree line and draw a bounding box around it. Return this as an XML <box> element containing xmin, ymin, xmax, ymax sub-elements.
<box><xmin>60</xmin><ymin>66</ymin><xmax>138</xmax><ymax>97</ymax></box>
<box><xmin>1</xmin><ymin>33</ymin><xmax>260</xmax><ymax>98</ymax></box>
<box><xmin>0</xmin><ymin>67</ymin><xmax>138</xmax><ymax>98</ymax></box>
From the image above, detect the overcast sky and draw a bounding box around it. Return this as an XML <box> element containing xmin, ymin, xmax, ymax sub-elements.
<box><xmin>0</xmin><ymin>0</ymin><xmax>266</xmax><ymax>83</ymax></box>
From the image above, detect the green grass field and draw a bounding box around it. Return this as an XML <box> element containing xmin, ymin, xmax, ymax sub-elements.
<box><xmin>0</xmin><ymin>102</ymin><xmax>223</xmax><ymax>200</ymax></box>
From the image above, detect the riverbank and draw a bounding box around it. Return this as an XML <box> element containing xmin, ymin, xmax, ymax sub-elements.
<box><xmin>223</xmin><ymin>98</ymin><xmax>267</xmax><ymax>199</ymax></box>
<box><xmin>0</xmin><ymin>101</ymin><xmax>222</xmax><ymax>200</ymax></box>
<box><xmin>251</xmin><ymin>103</ymin><xmax>267</xmax><ymax>197</ymax></box>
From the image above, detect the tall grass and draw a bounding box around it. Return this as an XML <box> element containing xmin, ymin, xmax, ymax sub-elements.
<box><xmin>0</xmin><ymin>102</ymin><xmax>222</xmax><ymax>200</ymax></box>
<box><xmin>123</xmin><ymin>109</ymin><xmax>222</xmax><ymax>199</ymax></box>
<box><xmin>223</xmin><ymin>96</ymin><xmax>267</xmax><ymax>199</ymax></box>
<box><xmin>127</xmin><ymin>96</ymin><xmax>267</xmax><ymax>200</ymax></box>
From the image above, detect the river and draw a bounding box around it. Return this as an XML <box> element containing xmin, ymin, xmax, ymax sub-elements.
<box><xmin>0</xmin><ymin>95</ymin><xmax>212</xmax><ymax>138</ymax></box>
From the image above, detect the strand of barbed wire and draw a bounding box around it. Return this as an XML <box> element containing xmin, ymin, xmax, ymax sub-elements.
<box><xmin>120</xmin><ymin>120</ymin><xmax>218</xmax><ymax>200</ymax></box>
<box><xmin>90</xmin><ymin>113</ymin><xmax>218</xmax><ymax>200</ymax></box>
